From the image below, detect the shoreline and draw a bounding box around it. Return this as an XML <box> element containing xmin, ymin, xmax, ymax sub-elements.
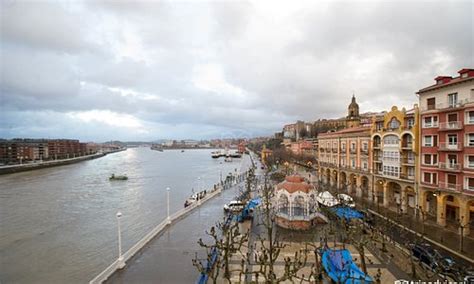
<box><xmin>0</xmin><ymin>148</ymin><xmax>126</xmax><ymax>175</ymax></box>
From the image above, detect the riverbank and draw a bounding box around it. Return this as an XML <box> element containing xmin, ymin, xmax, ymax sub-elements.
<box><xmin>0</xmin><ymin>148</ymin><xmax>126</xmax><ymax>175</ymax></box>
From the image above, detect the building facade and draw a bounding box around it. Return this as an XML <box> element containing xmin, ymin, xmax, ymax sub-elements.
<box><xmin>318</xmin><ymin>96</ymin><xmax>373</xmax><ymax>198</ymax></box>
<box><xmin>371</xmin><ymin>105</ymin><xmax>419</xmax><ymax>215</ymax></box>
<box><xmin>417</xmin><ymin>69</ymin><xmax>474</xmax><ymax>235</ymax></box>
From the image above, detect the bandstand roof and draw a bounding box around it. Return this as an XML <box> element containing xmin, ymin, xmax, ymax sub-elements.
<box><xmin>276</xmin><ymin>175</ymin><xmax>314</xmax><ymax>194</ymax></box>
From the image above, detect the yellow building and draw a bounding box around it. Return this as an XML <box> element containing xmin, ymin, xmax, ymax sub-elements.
<box><xmin>371</xmin><ymin>105</ymin><xmax>420</xmax><ymax>215</ymax></box>
<box><xmin>261</xmin><ymin>144</ymin><xmax>273</xmax><ymax>165</ymax></box>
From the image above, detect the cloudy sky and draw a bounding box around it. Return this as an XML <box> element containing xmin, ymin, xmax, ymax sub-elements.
<box><xmin>0</xmin><ymin>0</ymin><xmax>472</xmax><ymax>142</ymax></box>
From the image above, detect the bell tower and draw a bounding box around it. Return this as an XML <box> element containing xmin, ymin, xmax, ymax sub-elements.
<box><xmin>346</xmin><ymin>94</ymin><xmax>361</xmax><ymax>128</ymax></box>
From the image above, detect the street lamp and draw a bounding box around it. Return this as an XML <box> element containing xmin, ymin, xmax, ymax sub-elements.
<box><xmin>116</xmin><ymin>212</ymin><xmax>125</xmax><ymax>269</ymax></box>
<box><xmin>166</xmin><ymin>187</ymin><xmax>171</xmax><ymax>225</ymax></box>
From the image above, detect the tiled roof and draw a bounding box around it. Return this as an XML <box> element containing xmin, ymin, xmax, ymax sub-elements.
<box><xmin>276</xmin><ymin>175</ymin><xmax>313</xmax><ymax>194</ymax></box>
<box><xmin>417</xmin><ymin>72</ymin><xmax>474</xmax><ymax>94</ymax></box>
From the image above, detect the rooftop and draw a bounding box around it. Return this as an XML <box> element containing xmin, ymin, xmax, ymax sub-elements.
<box><xmin>276</xmin><ymin>175</ymin><xmax>314</xmax><ymax>194</ymax></box>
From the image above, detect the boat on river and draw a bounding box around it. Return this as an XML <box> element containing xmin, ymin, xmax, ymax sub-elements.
<box><xmin>109</xmin><ymin>174</ymin><xmax>128</xmax><ymax>181</ymax></box>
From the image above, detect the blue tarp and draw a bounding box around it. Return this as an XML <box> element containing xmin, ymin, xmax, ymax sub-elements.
<box><xmin>332</xmin><ymin>207</ymin><xmax>364</xmax><ymax>221</ymax></box>
<box><xmin>321</xmin><ymin>248</ymin><xmax>373</xmax><ymax>284</ymax></box>
<box><xmin>236</xmin><ymin>197</ymin><xmax>261</xmax><ymax>222</ymax></box>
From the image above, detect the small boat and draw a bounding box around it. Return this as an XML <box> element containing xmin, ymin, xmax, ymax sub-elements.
<box><xmin>224</xmin><ymin>157</ymin><xmax>232</xmax><ymax>162</ymax></box>
<box><xmin>109</xmin><ymin>174</ymin><xmax>128</xmax><ymax>181</ymax></box>
<box><xmin>321</xmin><ymin>248</ymin><xmax>373</xmax><ymax>283</ymax></box>
<box><xmin>181</xmin><ymin>150</ymin><xmax>185</xmax><ymax>152</ymax></box>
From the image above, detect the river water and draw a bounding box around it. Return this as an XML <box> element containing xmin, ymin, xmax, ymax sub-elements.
<box><xmin>0</xmin><ymin>147</ymin><xmax>249</xmax><ymax>283</ymax></box>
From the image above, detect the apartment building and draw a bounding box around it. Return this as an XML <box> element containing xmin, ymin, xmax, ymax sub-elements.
<box><xmin>318</xmin><ymin>96</ymin><xmax>373</xmax><ymax>197</ymax></box>
<box><xmin>371</xmin><ymin>105</ymin><xmax>419</xmax><ymax>215</ymax></box>
<box><xmin>417</xmin><ymin>68</ymin><xmax>474</xmax><ymax>235</ymax></box>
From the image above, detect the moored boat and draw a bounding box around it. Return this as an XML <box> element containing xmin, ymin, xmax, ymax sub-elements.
<box><xmin>109</xmin><ymin>174</ymin><xmax>128</xmax><ymax>181</ymax></box>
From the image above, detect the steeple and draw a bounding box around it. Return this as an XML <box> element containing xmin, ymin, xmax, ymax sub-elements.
<box><xmin>346</xmin><ymin>94</ymin><xmax>360</xmax><ymax>128</ymax></box>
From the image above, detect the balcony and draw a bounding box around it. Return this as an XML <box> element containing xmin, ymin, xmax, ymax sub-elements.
<box><xmin>439</xmin><ymin>142</ymin><xmax>462</xmax><ymax>151</ymax></box>
<box><xmin>438</xmin><ymin>162</ymin><xmax>461</xmax><ymax>172</ymax></box>
<box><xmin>401</xmin><ymin>158</ymin><xmax>415</xmax><ymax>165</ymax></box>
<box><xmin>332</xmin><ymin>148</ymin><xmax>338</xmax><ymax>153</ymax></box>
<box><xmin>400</xmin><ymin>173</ymin><xmax>415</xmax><ymax>181</ymax></box>
<box><xmin>439</xmin><ymin>121</ymin><xmax>462</xmax><ymax>131</ymax></box>
<box><xmin>436</xmin><ymin>100</ymin><xmax>467</xmax><ymax>110</ymax></box>
<box><xmin>401</xmin><ymin>143</ymin><xmax>413</xmax><ymax>150</ymax></box>
<box><xmin>341</xmin><ymin>147</ymin><xmax>346</xmax><ymax>152</ymax></box>
<box><xmin>349</xmin><ymin>148</ymin><xmax>357</xmax><ymax>154</ymax></box>
<box><xmin>373</xmin><ymin>143</ymin><xmax>381</xmax><ymax>149</ymax></box>
<box><xmin>360</xmin><ymin>148</ymin><xmax>369</xmax><ymax>154</ymax></box>
<box><xmin>374</xmin><ymin>156</ymin><xmax>383</xmax><ymax>163</ymax></box>
<box><xmin>439</xmin><ymin>181</ymin><xmax>461</xmax><ymax>191</ymax></box>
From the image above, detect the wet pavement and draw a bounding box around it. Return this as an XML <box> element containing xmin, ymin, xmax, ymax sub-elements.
<box><xmin>106</xmin><ymin>184</ymin><xmax>243</xmax><ymax>284</ymax></box>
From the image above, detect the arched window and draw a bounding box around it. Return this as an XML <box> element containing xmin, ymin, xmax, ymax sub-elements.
<box><xmin>388</xmin><ymin>117</ymin><xmax>401</xmax><ymax>130</ymax></box>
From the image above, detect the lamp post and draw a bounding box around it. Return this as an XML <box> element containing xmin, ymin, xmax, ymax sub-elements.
<box><xmin>116</xmin><ymin>212</ymin><xmax>125</xmax><ymax>269</ymax></box>
<box><xmin>166</xmin><ymin>187</ymin><xmax>171</xmax><ymax>224</ymax></box>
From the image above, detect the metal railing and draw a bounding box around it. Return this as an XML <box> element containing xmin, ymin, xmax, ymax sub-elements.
<box><xmin>438</xmin><ymin>181</ymin><xmax>461</xmax><ymax>191</ymax></box>
<box><xmin>439</xmin><ymin>142</ymin><xmax>462</xmax><ymax>151</ymax></box>
<box><xmin>439</xmin><ymin>121</ymin><xmax>462</xmax><ymax>130</ymax></box>
<box><xmin>275</xmin><ymin>211</ymin><xmax>329</xmax><ymax>223</ymax></box>
<box><xmin>401</xmin><ymin>142</ymin><xmax>413</xmax><ymax>149</ymax></box>
<box><xmin>89</xmin><ymin>186</ymin><xmax>224</xmax><ymax>284</ymax></box>
<box><xmin>438</xmin><ymin>162</ymin><xmax>461</xmax><ymax>171</ymax></box>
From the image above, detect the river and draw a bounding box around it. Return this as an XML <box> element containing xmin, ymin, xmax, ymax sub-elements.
<box><xmin>0</xmin><ymin>147</ymin><xmax>250</xmax><ymax>283</ymax></box>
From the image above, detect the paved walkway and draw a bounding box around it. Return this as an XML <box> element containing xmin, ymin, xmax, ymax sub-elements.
<box><xmin>106</xmin><ymin>182</ymin><xmax>245</xmax><ymax>284</ymax></box>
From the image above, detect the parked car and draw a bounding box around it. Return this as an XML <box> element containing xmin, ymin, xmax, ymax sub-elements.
<box><xmin>223</xmin><ymin>200</ymin><xmax>245</xmax><ymax>213</ymax></box>
<box><xmin>409</xmin><ymin>243</ymin><xmax>461</xmax><ymax>280</ymax></box>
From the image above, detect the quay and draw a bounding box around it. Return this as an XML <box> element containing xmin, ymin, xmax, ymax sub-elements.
<box><xmin>0</xmin><ymin>148</ymin><xmax>126</xmax><ymax>175</ymax></box>
<box><xmin>90</xmin><ymin>153</ymin><xmax>254</xmax><ymax>283</ymax></box>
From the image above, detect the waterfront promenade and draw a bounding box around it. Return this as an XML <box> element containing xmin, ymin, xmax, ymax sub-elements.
<box><xmin>105</xmin><ymin>179</ymin><xmax>246</xmax><ymax>283</ymax></box>
<box><xmin>104</xmin><ymin>153</ymin><xmax>256</xmax><ymax>283</ymax></box>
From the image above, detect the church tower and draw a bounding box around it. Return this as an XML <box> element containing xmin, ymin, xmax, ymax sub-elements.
<box><xmin>346</xmin><ymin>95</ymin><xmax>361</xmax><ymax>128</ymax></box>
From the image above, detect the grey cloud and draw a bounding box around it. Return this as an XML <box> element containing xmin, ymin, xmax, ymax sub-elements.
<box><xmin>0</xmin><ymin>1</ymin><xmax>472</xmax><ymax>140</ymax></box>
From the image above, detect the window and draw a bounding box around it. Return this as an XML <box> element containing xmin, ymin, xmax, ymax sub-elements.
<box><xmin>351</xmin><ymin>159</ymin><xmax>355</xmax><ymax>168</ymax></box>
<box><xmin>408</xmin><ymin>167</ymin><xmax>415</xmax><ymax>177</ymax></box>
<box><xmin>362</xmin><ymin>161</ymin><xmax>368</xmax><ymax>170</ymax></box>
<box><xmin>423</xmin><ymin>116</ymin><xmax>438</xmax><ymax>128</ymax></box>
<box><xmin>423</xmin><ymin>135</ymin><xmax>437</xmax><ymax>147</ymax></box>
<box><xmin>388</xmin><ymin>117</ymin><xmax>401</xmax><ymax>130</ymax></box>
<box><xmin>427</xmin><ymin>98</ymin><xmax>436</xmax><ymax>110</ymax></box>
<box><xmin>376</xmin><ymin>122</ymin><xmax>383</xmax><ymax>131</ymax></box>
<box><xmin>383</xmin><ymin>151</ymin><xmax>400</xmax><ymax>162</ymax></box>
<box><xmin>462</xmin><ymin>73</ymin><xmax>468</xmax><ymax>78</ymax></box>
<box><xmin>407</xmin><ymin>118</ymin><xmax>415</xmax><ymax>128</ymax></box>
<box><xmin>383</xmin><ymin>135</ymin><xmax>399</xmax><ymax>145</ymax></box>
<box><xmin>447</xmin><ymin>134</ymin><xmax>458</xmax><ymax>145</ymax></box>
<box><xmin>467</xmin><ymin>156</ymin><xmax>474</xmax><ymax>168</ymax></box>
<box><xmin>447</xmin><ymin>174</ymin><xmax>457</xmax><ymax>187</ymax></box>
<box><xmin>383</xmin><ymin>165</ymin><xmax>400</xmax><ymax>177</ymax></box>
<box><xmin>341</xmin><ymin>143</ymin><xmax>346</xmax><ymax>150</ymax></box>
<box><xmin>448</xmin><ymin>93</ymin><xmax>458</xmax><ymax>107</ymax></box>
<box><xmin>447</xmin><ymin>113</ymin><xmax>458</xmax><ymax>122</ymax></box>
<box><xmin>466</xmin><ymin>134</ymin><xmax>474</xmax><ymax>147</ymax></box>
<box><xmin>466</xmin><ymin>111</ymin><xmax>474</xmax><ymax>124</ymax></box>
<box><xmin>447</xmin><ymin>154</ymin><xmax>457</xmax><ymax>166</ymax></box>
<box><xmin>350</xmin><ymin>142</ymin><xmax>356</xmax><ymax>150</ymax></box>
<box><xmin>466</xmin><ymin>177</ymin><xmax>474</xmax><ymax>190</ymax></box>
<box><xmin>362</xmin><ymin>142</ymin><xmax>368</xmax><ymax>151</ymax></box>
<box><xmin>423</xmin><ymin>172</ymin><xmax>437</xmax><ymax>184</ymax></box>
<box><xmin>423</xmin><ymin>154</ymin><xmax>437</xmax><ymax>165</ymax></box>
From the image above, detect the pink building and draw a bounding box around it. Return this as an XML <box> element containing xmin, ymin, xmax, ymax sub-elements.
<box><xmin>417</xmin><ymin>68</ymin><xmax>474</xmax><ymax>235</ymax></box>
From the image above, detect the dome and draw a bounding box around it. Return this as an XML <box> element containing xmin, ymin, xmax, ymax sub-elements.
<box><xmin>276</xmin><ymin>175</ymin><xmax>314</xmax><ymax>194</ymax></box>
